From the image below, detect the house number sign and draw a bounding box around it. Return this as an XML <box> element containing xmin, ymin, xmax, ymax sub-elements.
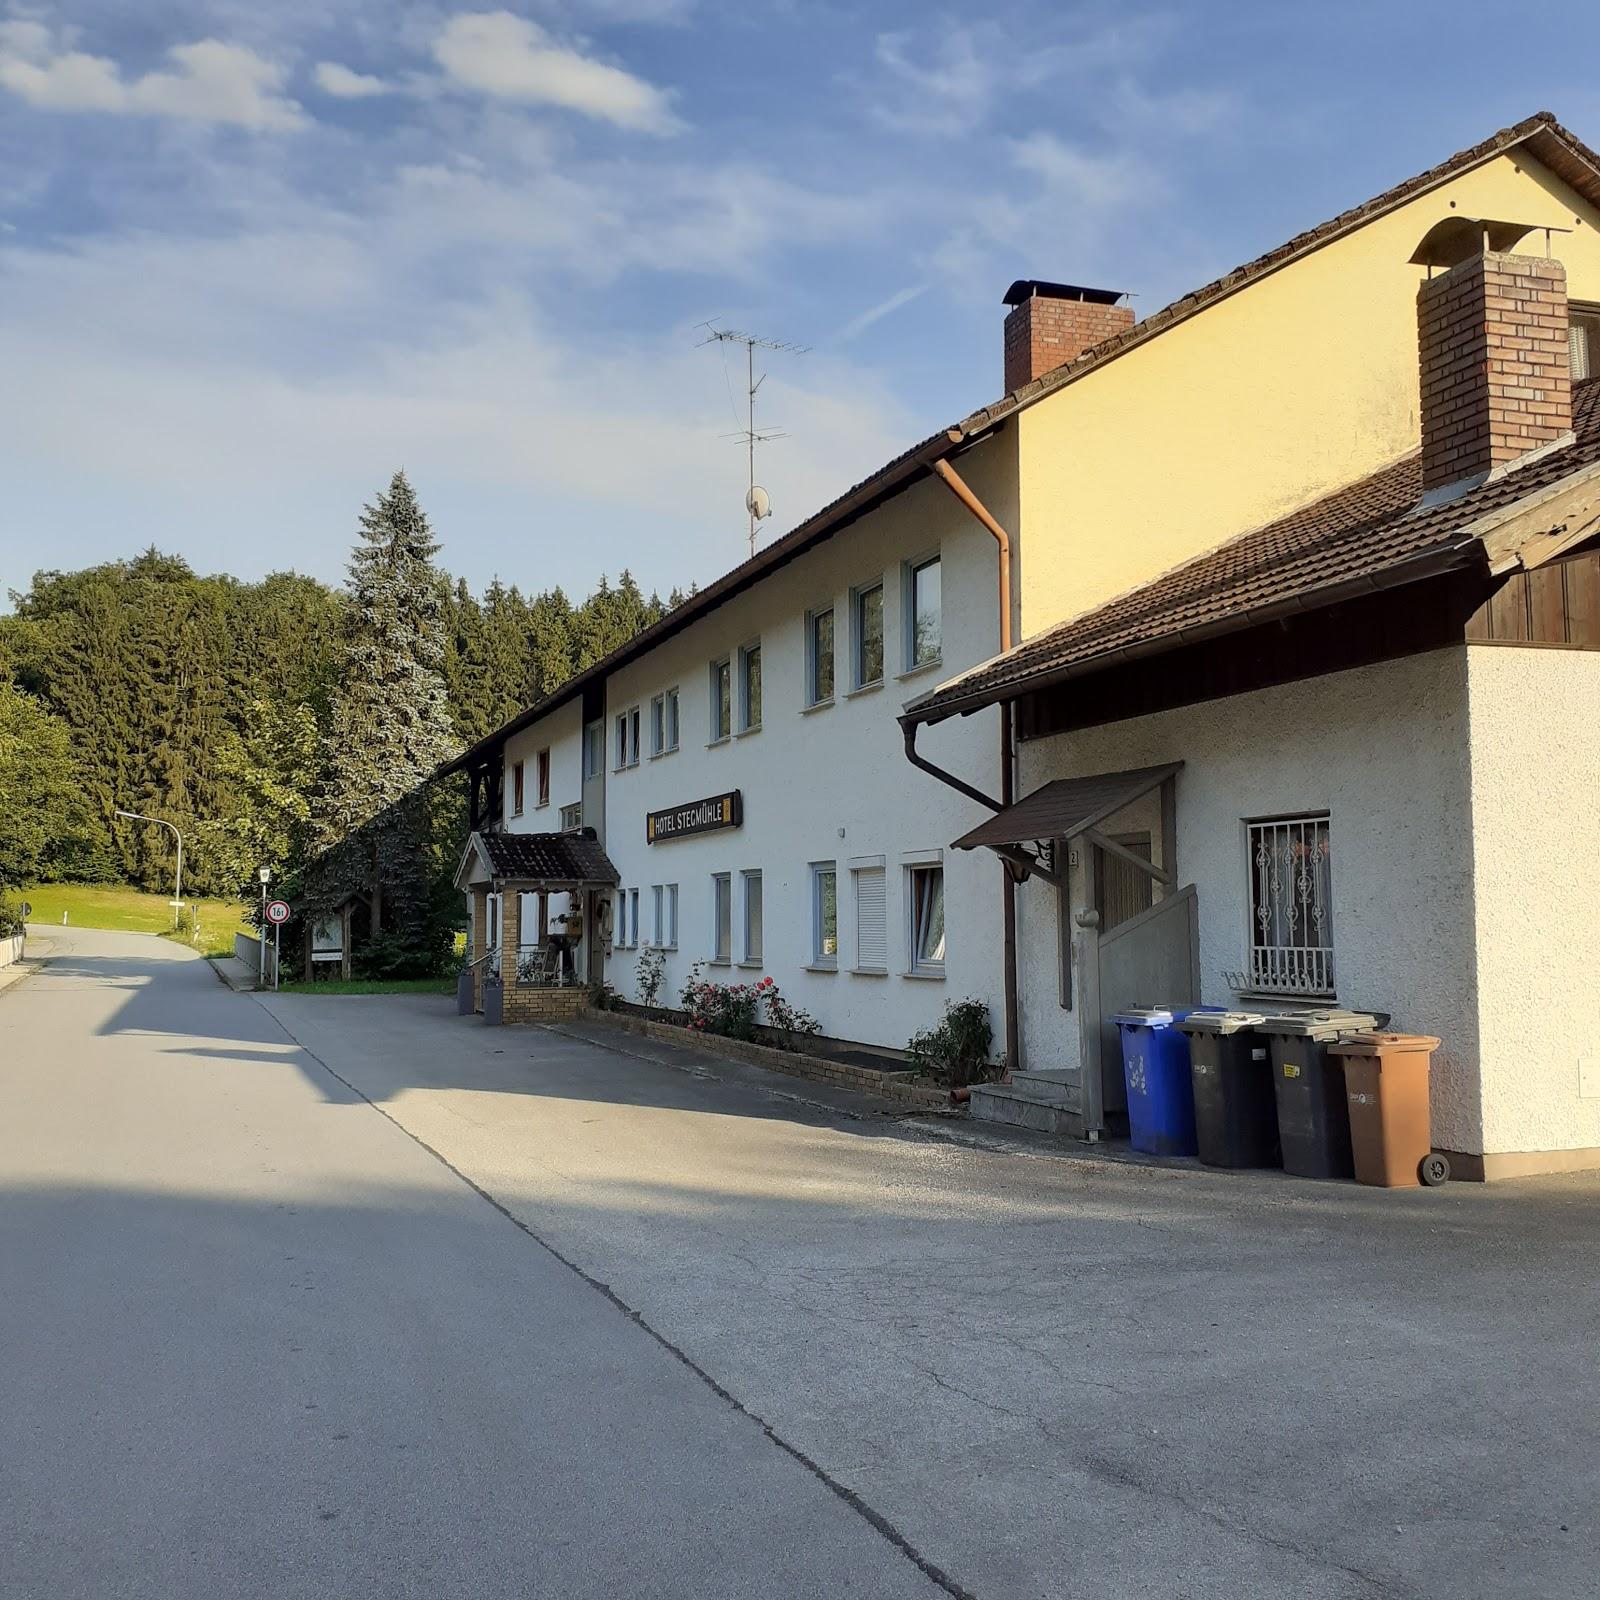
<box><xmin>646</xmin><ymin>790</ymin><xmax>743</xmax><ymax>843</ymax></box>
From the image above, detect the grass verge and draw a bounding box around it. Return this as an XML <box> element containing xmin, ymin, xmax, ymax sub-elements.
<box><xmin>273</xmin><ymin>977</ymin><xmax>456</xmax><ymax>996</ymax></box>
<box><xmin>18</xmin><ymin>882</ymin><xmax>251</xmax><ymax>951</ymax></box>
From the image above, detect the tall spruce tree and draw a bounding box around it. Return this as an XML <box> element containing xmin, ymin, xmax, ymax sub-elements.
<box><xmin>309</xmin><ymin>471</ymin><xmax>459</xmax><ymax>961</ymax></box>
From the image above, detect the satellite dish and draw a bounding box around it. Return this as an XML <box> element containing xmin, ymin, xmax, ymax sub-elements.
<box><xmin>746</xmin><ymin>485</ymin><xmax>771</xmax><ymax>521</ymax></box>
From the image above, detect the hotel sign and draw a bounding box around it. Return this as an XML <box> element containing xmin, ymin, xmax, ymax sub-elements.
<box><xmin>646</xmin><ymin>790</ymin><xmax>742</xmax><ymax>843</ymax></box>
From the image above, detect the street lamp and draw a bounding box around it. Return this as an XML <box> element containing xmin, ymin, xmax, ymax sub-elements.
<box><xmin>114</xmin><ymin>809</ymin><xmax>185</xmax><ymax>930</ymax></box>
<box><xmin>258</xmin><ymin>867</ymin><xmax>271</xmax><ymax>987</ymax></box>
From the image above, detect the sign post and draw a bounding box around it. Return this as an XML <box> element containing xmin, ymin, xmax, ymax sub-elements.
<box><xmin>265</xmin><ymin>899</ymin><xmax>290</xmax><ymax>990</ymax></box>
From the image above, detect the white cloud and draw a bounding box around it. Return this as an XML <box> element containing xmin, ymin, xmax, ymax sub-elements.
<box><xmin>1010</xmin><ymin>132</ymin><xmax>1152</xmax><ymax>211</ymax></box>
<box><xmin>831</xmin><ymin>283</ymin><xmax>929</xmax><ymax>345</ymax></box>
<box><xmin>0</xmin><ymin>24</ymin><xmax>303</xmax><ymax>129</ymax></box>
<box><xmin>432</xmin><ymin>10</ymin><xmax>680</xmax><ymax>135</ymax></box>
<box><xmin>314</xmin><ymin>61</ymin><xmax>389</xmax><ymax>100</ymax></box>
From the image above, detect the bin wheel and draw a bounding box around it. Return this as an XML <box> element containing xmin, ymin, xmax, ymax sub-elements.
<box><xmin>1419</xmin><ymin>1152</ymin><xmax>1450</xmax><ymax>1187</ymax></box>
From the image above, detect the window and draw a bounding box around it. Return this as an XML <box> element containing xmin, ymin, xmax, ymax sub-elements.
<box><xmin>536</xmin><ymin>748</ymin><xmax>550</xmax><ymax>808</ymax></box>
<box><xmin>908</xmin><ymin>862</ymin><xmax>946</xmax><ymax>974</ymax></box>
<box><xmin>806</xmin><ymin>608</ymin><xmax>834</xmax><ymax>706</ymax></box>
<box><xmin>629</xmin><ymin>888</ymin><xmax>640</xmax><ymax>950</ymax></box>
<box><xmin>907</xmin><ymin>555</ymin><xmax>941</xmax><ymax>670</ymax></box>
<box><xmin>665</xmin><ymin>883</ymin><xmax>679</xmax><ymax>949</ymax></box>
<box><xmin>1572</xmin><ymin>305</ymin><xmax>1600</xmax><ymax>382</ymax></box>
<box><xmin>1246</xmin><ymin>814</ymin><xmax>1334</xmax><ymax>997</ymax></box>
<box><xmin>511</xmin><ymin>760</ymin><xmax>525</xmax><ymax>816</ymax></box>
<box><xmin>712</xmin><ymin>873</ymin><xmax>732</xmax><ymax>961</ymax></box>
<box><xmin>853</xmin><ymin>582</ymin><xmax>884</xmax><ymax>689</ymax></box>
<box><xmin>651</xmin><ymin>885</ymin><xmax>664</xmax><ymax>946</ymax></box>
<box><xmin>741</xmin><ymin>870</ymin><xmax>763</xmax><ymax>964</ymax></box>
<box><xmin>710</xmin><ymin>658</ymin><xmax>732</xmax><ymax>742</ymax></box>
<box><xmin>738</xmin><ymin>642</ymin><xmax>762</xmax><ymax>732</ymax></box>
<box><xmin>811</xmin><ymin>862</ymin><xmax>838</xmax><ymax>967</ymax></box>
<box><xmin>650</xmin><ymin>688</ymin><xmax>680</xmax><ymax>756</ymax></box>
<box><xmin>615</xmin><ymin>708</ymin><xmax>641</xmax><ymax>769</ymax></box>
<box><xmin>559</xmin><ymin>802</ymin><xmax>582</xmax><ymax>831</ymax></box>
<box><xmin>852</xmin><ymin>861</ymin><xmax>887</xmax><ymax>973</ymax></box>
<box><xmin>584</xmin><ymin>721</ymin><xmax>604</xmax><ymax>779</ymax></box>
<box><xmin>614</xmin><ymin>889</ymin><xmax>628</xmax><ymax>949</ymax></box>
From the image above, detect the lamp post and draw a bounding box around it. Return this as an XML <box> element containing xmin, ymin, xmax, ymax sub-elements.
<box><xmin>258</xmin><ymin>867</ymin><xmax>272</xmax><ymax>989</ymax></box>
<box><xmin>114</xmin><ymin>809</ymin><xmax>185</xmax><ymax>931</ymax></box>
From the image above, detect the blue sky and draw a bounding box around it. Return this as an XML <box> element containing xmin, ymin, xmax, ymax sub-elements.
<box><xmin>1</xmin><ymin>1</ymin><xmax>1598</xmax><ymax>606</ymax></box>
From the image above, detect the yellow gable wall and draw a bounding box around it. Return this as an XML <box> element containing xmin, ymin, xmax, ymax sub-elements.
<box><xmin>1015</xmin><ymin>150</ymin><xmax>1600</xmax><ymax>638</ymax></box>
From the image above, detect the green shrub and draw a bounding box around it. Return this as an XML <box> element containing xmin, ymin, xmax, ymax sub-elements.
<box><xmin>907</xmin><ymin>998</ymin><xmax>996</xmax><ymax>1089</ymax></box>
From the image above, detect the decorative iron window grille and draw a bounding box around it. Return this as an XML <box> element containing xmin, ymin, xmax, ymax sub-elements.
<box><xmin>1245</xmin><ymin>814</ymin><xmax>1334</xmax><ymax>997</ymax></box>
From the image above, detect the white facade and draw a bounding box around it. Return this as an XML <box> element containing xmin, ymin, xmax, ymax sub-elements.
<box><xmin>1012</xmin><ymin>642</ymin><xmax>1600</xmax><ymax>1164</ymax></box>
<box><xmin>491</xmin><ymin>439</ymin><xmax>1017</xmax><ymax>1056</ymax></box>
<box><xmin>1465</xmin><ymin>646</ymin><xmax>1600</xmax><ymax>1160</ymax></box>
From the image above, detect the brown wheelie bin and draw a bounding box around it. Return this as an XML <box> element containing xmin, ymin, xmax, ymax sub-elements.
<box><xmin>1329</xmin><ymin>1033</ymin><xmax>1448</xmax><ymax>1187</ymax></box>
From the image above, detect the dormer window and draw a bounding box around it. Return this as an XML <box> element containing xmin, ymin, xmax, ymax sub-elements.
<box><xmin>1571</xmin><ymin>303</ymin><xmax>1600</xmax><ymax>382</ymax></box>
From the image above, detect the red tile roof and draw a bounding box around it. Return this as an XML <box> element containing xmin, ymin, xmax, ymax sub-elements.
<box><xmin>907</xmin><ymin>380</ymin><xmax>1600</xmax><ymax>725</ymax></box>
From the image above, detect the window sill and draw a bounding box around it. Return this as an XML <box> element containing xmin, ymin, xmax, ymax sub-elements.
<box><xmin>736</xmin><ymin>960</ymin><xmax>765</xmax><ymax>971</ymax></box>
<box><xmin>510</xmin><ymin>810</ymin><xmax>525</xmax><ymax>819</ymax></box>
<box><xmin>902</xmin><ymin>967</ymin><xmax>947</xmax><ymax>982</ymax></box>
<box><xmin>648</xmin><ymin>747</ymin><xmax>679</xmax><ymax>760</ymax></box>
<box><xmin>534</xmin><ymin>801</ymin><xmax>549</xmax><ymax>810</ymax></box>
<box><xmin>734</xmin><ymin>725</ymin><xmax>762</xmax><ymax>739</ymax></box>
<box><xmin>706</xmin><ymin>736</ymin><xmax>730</xmax><ymax>749</ymax></box>
<box><xmin>850</xmin><ymin>966</ymin><xmax>888</xmax><ymax>978</ymax></box>
<box><xmin>800</xmin><ymin>698</ymin><xmax>834</xmax><ymax>715</ymax></box>
<box><xmin>707</xmin><ymin>956</ymin><xmax>732</xmax><ymax>968</ymax></box>
<box><xmin>844</xmin><ymin>681</ymin><xmax>883</xmax><ymax>700</ymax></box>
<box><xmin>895</xmin><ymin>659</ymin><xmax>943</xmax><ymax>683</ymax></box>
<box><xmin>804</xmin><ymin>962</ymin><xmax>838</xmax><ymax>974</ymax></box>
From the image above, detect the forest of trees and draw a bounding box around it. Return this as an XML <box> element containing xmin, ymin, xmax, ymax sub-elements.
<box><xmin>0</xmin><ymin>471</ymin><xmax>683</xmax><ymax>970</ymax></box>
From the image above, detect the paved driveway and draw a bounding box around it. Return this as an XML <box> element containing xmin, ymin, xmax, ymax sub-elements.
<box><xmin>5</xmin><ymin>928</ymin><xmax>1598</xmax><ymax>1599</ymax></box>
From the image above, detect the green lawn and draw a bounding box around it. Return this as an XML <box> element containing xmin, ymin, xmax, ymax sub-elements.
<box><xmin>18</xmin><ymin>882</ymin><xmax>251</xmax><ymax>954</ymax></box>
<box><xmin>275</xmin><ymin>977</ymin><xmax>456</xmax><ymax>996</ymax></box>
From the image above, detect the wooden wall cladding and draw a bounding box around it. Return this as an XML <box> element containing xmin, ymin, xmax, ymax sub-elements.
<box><xmin>1466</xmin><ymin>544</ymin><xmax>1600</xmax><ymax>647</ymax></box>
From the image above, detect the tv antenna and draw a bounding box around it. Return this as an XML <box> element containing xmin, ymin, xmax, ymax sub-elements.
<box><xmin>698</xmin><ymin>323</ymin><xmax>809</xmax><ymax>557</ymax></box>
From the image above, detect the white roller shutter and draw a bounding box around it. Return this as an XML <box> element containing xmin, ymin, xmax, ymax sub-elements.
<box><xmin>853</xmin><ymin>866</ymin><xmax>887</xmax><ymax>971</ymax></box>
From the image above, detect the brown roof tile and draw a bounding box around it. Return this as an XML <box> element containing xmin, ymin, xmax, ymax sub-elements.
<box><xmin>909</xmin><ymin>380</ymin><xmax>1600</xmax><ymax>724</ymax></box>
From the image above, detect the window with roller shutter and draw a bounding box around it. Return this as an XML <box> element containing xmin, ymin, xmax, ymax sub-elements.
<box><xmin>852</xmin><ymin>863</ymin><xmax>887</xmax><ymax>973</ymax></box>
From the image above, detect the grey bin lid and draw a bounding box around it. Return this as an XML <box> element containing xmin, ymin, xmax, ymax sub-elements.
<box><xmin>1178</xmin><ymin>1010</ymin><xmax>1267</xmax><ymax>1034</ymax></box>
<box><xmin>1258</xmin><ymin>1008</ymin><xmax>1382</xmax><ymax>1039</ymax></box>
<box><xmin>1112</xmin><ymin>1007</ymin><xmax>1180</xmax><ymax>1026</ymax></box>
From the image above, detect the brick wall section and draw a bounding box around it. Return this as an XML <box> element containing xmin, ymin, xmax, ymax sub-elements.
<box><xmin>1418</xmin><ymin>251</ymin><xmax>1572</xmax><ymax>493</ymax></box>
<box><xmin>502</xmin><ymin>984</ymin><xmax>591</xmax><ymax>1023</ymax></box>
<box><xmin>1004</xmin><ymin>294</ymin><xmax>1135</xmax><ymax>392</ymax></box>
<box><xmin>579</xmin><ymin>1010</ymin><xmax>951</xmax><ymax>1111</ymax></box>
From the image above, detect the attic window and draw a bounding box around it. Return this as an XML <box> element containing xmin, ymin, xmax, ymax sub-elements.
<box><xmin>1571</xmin><ymin>303</ymin><xmax>1600</xmax><ymax>383</ymax></box>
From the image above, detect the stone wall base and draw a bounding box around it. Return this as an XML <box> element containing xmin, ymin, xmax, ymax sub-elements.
<box><xmin>501</xmin><ymin>985</ymin><xmax>592</xmax><ymax>1024</ymax></box>
<box><xmin>1441</xmin><ymin>1145</ymin><xmax>1600</xmax><ymax>1183</ymax></box>
<box><xmin>581</xmin><ymin>1009</ymin><xmax>950</xmax><ymax>1112</ymax></box>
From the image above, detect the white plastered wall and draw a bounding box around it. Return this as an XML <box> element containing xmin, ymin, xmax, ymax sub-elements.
<box><xmin>1013</xmin><ymin>647</ymin><xmax>1486</xmax><ymax>1154</ymax></box>
<box><xmin>1465</xmin><ymin>645</ymin><xmax>1600</xmax><ymax>1156</ymax></box>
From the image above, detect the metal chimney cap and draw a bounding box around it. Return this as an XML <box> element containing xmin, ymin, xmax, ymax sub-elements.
<box><xmin>1003</xmin><ymin>279</ymin><xmax>1127</xmax><ymax>307</ymax></box>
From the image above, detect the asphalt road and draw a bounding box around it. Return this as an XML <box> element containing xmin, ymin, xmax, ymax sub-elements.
<box><xmin>5</xmin><ymin>929</ymin><xmax>1599</xmax><ymax>1600</ymax></box>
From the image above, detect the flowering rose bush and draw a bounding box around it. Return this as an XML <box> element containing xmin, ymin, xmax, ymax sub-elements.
<box><xmin>679</xmin><ymin>966</ymin><xmax>821</xmax><ymax>1049</ymax></box>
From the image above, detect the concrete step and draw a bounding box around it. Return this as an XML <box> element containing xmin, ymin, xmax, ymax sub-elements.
<box><xmin>970</xmin><ymin>1080</ymin><xmax>1087</xmax><ymax>1139</ymax></box>
<box><xmin>1010</xmin><ymin>1070</ymin><xmax>1081</xmax><ymax>1107</ymax></box>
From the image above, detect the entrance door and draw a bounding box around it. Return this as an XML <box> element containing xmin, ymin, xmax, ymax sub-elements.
<box><xmin>1086</xmin><ymin>884</ymin><xmax>1199</xmax><ymax>1136</ymax></box>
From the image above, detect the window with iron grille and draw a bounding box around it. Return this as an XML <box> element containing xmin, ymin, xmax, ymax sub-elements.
<box><xmin>1246</xmin><ymin>814</ymin><xmax>1334</xmax><ymax>997</ymax></box>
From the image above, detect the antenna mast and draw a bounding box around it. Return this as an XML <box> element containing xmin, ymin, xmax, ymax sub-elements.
<box><xmin>698</xmin><ymin>324</ymin><xmax>809</xmax><ymax>558</ymax></box>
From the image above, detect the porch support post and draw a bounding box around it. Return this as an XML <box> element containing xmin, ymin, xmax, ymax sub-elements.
<box><xmin>502</xmin><ymin>887</ymin><xmax>522</xmax><ymax>987</ymax></box>
<box><xmin>339</xmin><ymin>903</ymin><xmax>352</xmax><ymax>982</ymax></box>
<box><xmin>1076</xmin><ymin>909</ymin><xmax>1104</xmax><ymax>1139</ymax></box>
<box><xmin>471</xmin><ymin>888</ymin><xmax>488</xmax><ymax>1009</ymax></box>
<box><xmin>1160</xmin><ymin>774</ymin><xmax>1178</xmax><ymax>899</ymax></box>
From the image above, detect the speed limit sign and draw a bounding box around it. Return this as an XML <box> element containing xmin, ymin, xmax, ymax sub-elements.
<box><xmin>265</xmin><ymin>900</ymin><xmax>291</xmax><ymax>925</ymax></box>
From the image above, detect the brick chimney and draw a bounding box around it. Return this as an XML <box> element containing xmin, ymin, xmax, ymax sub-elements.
<box><xmin>1417</xmin><ymin>250</ymin><xmax>1572</xmax><ymax>494</ymax></box>
<box><xmin>1003</xmin><ymin>280</ymin><xmax>1133</xmax><ymax>393</ymax></box>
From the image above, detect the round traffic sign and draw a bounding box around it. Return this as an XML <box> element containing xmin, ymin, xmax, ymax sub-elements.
<box><xmin>265</xmin><ymin>900</ymin><xmax>291</xmax><ymax>925</ymax></box>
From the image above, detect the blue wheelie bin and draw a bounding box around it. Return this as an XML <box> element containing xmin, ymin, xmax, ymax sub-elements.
<box><xmin>1112</xmin><ymin>1007</ymin><xmax>1205</xmax><ymax>1157</ymax></box>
